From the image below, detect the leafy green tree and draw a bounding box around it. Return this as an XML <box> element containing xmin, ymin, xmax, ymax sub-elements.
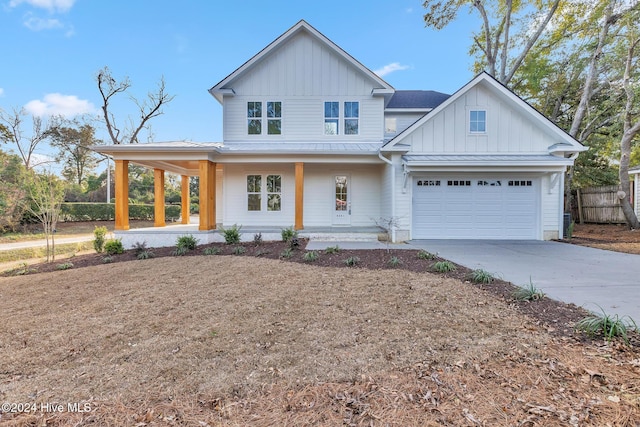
<box><xmin>0</xmin><ymin>149</ymin><xmax>28</xmax><ymax>232</ymax></box>
<box><xmin>423</xmin><ymin>0</ymin><xmax>562</xmax><ymax>85</ymax></box>
<box><xmin>48</xmin><ymin>120</ymin><xmax>100</xmax><ymax>186</ymax></box>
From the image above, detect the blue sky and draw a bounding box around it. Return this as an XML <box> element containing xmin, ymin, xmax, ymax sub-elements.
<box><xmin>0</xmin><ymin>0</ymin><xmax>476</xmax><ymax>150</ymax></box>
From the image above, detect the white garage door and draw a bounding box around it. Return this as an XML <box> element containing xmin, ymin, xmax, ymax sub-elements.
<box><xmin>412</xmin><ymin>176</ymin><xmax>539</xmax><ymax>239</ymax></box>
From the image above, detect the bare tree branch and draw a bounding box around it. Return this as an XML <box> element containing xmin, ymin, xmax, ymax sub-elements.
<box><xmin>96</xmin><ymin>67</ymin><xmax>173</xmax><ymax>145</ymax></box>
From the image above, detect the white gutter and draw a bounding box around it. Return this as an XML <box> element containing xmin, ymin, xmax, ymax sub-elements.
<box><xmin>377</xmin><ymin>150</ymin><xmax>392</xmax><ymax>165</ymax></box>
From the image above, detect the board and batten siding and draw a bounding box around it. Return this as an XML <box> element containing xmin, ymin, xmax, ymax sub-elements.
<box><xmin>403</xmin><ymin>84</ymin><xmax>557</xmax><ymax>154</ymax></box>
<box><xmin>222</xmin><ymin>30</ymin><xmax>385</xmax><ymax>142</ymax></box>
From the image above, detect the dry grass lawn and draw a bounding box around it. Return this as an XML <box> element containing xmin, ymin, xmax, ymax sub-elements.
<box><xmin>1</xmin><ymin>256</ymin><xmax>639</xmax><ymax>426</ymax></box>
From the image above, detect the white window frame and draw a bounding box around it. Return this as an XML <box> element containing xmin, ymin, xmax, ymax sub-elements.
<box><xmin>324</xmin><ymin>101</ymin><xmax>339</xmax><ymax>135</ymax></box>
<box><xmin>324</xmin><ymin>101</ymin><xmax>359</xmax><ymax>136</ymax></box>
<box><xmin>468</xmin><ymin>109</ymin><xmax>487</xmax><ymax>134</ymax></box>
<box><xmin>344</xmin><ymin>101</ymin><xmax>359</xmax><ymax>135</ymax></box>
<box><xmin>247</xmin><ymin>101</ymin><xmax>282</xmax><ymax>136</ymax></box>
<box><xmin>246</xmin><ymin>174</ymin><xmax>282</xmax><ymax>212</ymax></box>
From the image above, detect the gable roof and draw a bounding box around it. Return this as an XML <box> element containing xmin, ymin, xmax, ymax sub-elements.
<box><xmin>386</xmin><ymin>90</ymin><xmax>450</xmax><ymax>110</ymax></box>
<box><xmin>208</xmin><ymin>20</ymin><xmax>394</xmax><ymax>103</ymax></box>
<box><xmin>382</xmin><ymin>72</ymin><xmax>587</xmax><ymax>154</ymax></box>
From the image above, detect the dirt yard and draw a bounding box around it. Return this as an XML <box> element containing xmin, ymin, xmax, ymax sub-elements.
<box><xmin>570</xmin><ymin>223</ymin><xmax>640</xmax><ymax>254</ymax></box>
<box><xmin>1</xmin><ymin>251</ymin><xmax>639</xmax><ymax>425</ymax></box>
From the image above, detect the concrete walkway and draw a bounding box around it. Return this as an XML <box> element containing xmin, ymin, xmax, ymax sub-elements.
<box><xmin>0</xmin><ymin>235</ymin><xmax>94</xmax><ymax>251</ymax></box>
<box><xmin>409</xmin><ymin>240</ymin><xmax>640</xmax><ymax>321</ymax></box>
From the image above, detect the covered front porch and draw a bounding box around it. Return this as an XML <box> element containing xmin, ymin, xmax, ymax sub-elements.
<box><xmin>93</xmin><ymin>141</ymin><xmax>388</xmax><ymax>248</ymax></box>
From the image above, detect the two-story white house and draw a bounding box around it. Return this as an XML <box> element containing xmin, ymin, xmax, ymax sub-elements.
<box><xmin>96</xmin><ymin>20</ymin><xmax>585</xmax><ymax>246</ymax></box>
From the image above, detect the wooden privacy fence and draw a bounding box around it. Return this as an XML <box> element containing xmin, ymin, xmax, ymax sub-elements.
<box><xmin>576</xmin><ymin>185</ymin><xmax>628</xmax><ymax>224</ymax></box>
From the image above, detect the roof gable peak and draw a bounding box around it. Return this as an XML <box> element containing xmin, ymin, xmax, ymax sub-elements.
<box><xmin>208</xmin><ymin>20</ymin><xmax>394</xmax><ymax>103</ymax></box>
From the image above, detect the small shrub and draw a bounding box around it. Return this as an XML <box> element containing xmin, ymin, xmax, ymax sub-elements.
<box><xmin>566</xmin><ymin>221</ymin><xmax>575</xmax><ymax>240</ymax></box>
<box><xmin>575</xmin><ymin>308</ymin><xmax>638</xmax><ymax>344</ymax></box>
<box><xmin>221</xmin><ymin>224</ymin><xmax>242</xmax><ymax>245</ymax></box>
<box><xmin>388</xmin><ymin>256</ymin><xmax>401</xmax><ymax>267</ymax></box>
<box><xmin>172</xmin><ymin>246</ymin><xmax>189</xmax><ymax>256</ymax></box>
<box><xmin>104</xmin><ymin>239</ymin><xmax>124</xmax><ymax>255</ymax></box>
<box><xmin>469</xmin><ymin>269</ymin><xmax>494</xmax><ymax>284</ymax></box>
<box><xmin>5</xmin><ymin>262</ymin><xmax>34</xmax><ymax>276</ymax></box>
<box><xmin>102</xmin><ymin>256</ymin><xmax>113</xmax><ymax>264</ymax></box>
<box><xmin>288</xmin><ymin>237</ymin><xmax>300</xmax><ymax>250</ymax></box>
<box><xmin>280</xmin><ymin>248</ymin><xmax>293</xmax><ymax>258</ymax></box>
<box><xmin>132</xmin><ymin>241</ymin><xmax>148</xmax><ymax>254</ymax></box>
<box><xmin>56</xmin><ymin>262</ymin><xmax>73</xmax><ymax>270</ymax></box>
<box><xmin>93</xmin><ymin>226</ymin><xmax>108</xmax><ymax>253</ymax></box>
<box><xmin>253</xmin><ymin>232</ymin><xmax>263</xmax><ymax>246</ymax></box>
<box><xmin>417</xmin><ymin>250</ymin><xmax>437</xmax><ymax>260</ymax></box>
<box><xmin>281</xmin><ymin>226</ymin><xmax>298</xmax><ymax>242</ymax></box>
<box><xmin>176</xmin><ymin>234</ymin><xmax>198</xmax><ymax>250</ymax></box>
<box><xmin>255</xmin><ymin>248</ymin><xmax>270</xmax><ymax>257</ymax></box>
<box><xmin>325</xmin><ymin>245</ymin><xmax>341</xmax><ymax>254</ymax></box>
<box><xmin>344</xmin><ymin>256</ymin><xmax>360</xmax><ymax>267</ymax></box>
<box><xmin>203</xmin><ymin>247</ymin><xmax>221</xmax><ymax>255</ymax></box>
<box><xmin>303</xmin><ymin>251</ymin><xmax>319</xmax><ymax>262</ymax></box>
<box><xmin>432</xmin><ymin>261</ymin><xmax>456</xmax><ymax>273</ymax></box>
<box><xmin>232</xmin><ymin>246</ymin><xmax>246</xmax><ymax>255</ymax></box>
<box><xmin>514</xmin><ymin>278</ymin><xmax>545</xmax><ymax>301</ymax></box>
<box><xmin>137</xmin><ymin>250</ymin><xmax>155</xmax><ymax>260</ymax></box>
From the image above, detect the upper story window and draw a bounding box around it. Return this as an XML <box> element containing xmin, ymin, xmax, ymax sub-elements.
<box><xmin>247</xmin><ymin>102</ymin><xmax>262</xmax><ymax>135</ymax></box>
<box><xmin>247</xmin><ymin>101</ymin><xmax>282</xmax><ymax>135</ymax></box>
<box><xmin>267</xmin><ymin>101</ymin><xmax>281</xmax><ymax>135</ymax></box>
<box><xmin>324</xmin><ymin>101</ymin><xmax>359</xmax><ymax>135</ymax></box>
<box><xmin>324</xmin><ymin>102</ymin><xmax>339</xmax><ymax>135</ymax></box>
<box><xmin>344</xmin><ymin>102</ymin><xmax>359</xmax><ymax>135</ymax></box>
<box><xmin>385</xmin><ymin>117</ymin><xmax>397</xmax><ymax>134</ymax></box>
<box><xmin>469</xmin><ymin>110</ymin><xmax>486</xmax><ymax>133</ymax></box>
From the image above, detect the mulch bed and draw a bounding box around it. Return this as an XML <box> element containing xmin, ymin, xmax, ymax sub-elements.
<box><xmin>2</xmin><ymin>238</ymin><xmax>607</xmax><ymax>344</ymax></box>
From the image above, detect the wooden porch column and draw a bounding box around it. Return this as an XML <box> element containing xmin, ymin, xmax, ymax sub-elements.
<box><xmin>295</xmin><ymin>162</ymin><xmax>304</xmax><ymax>230</ymax></box>
<box><xmin>114</xmin><ymin>160</ymin><xmax>130</xmax><ymax>230</ymax></box>
<box><xmin>181</xmin><ymin>175</ymin><xmax>190</xmax><ymax>224</ymax></box>
<box><xmin>198</xmin><ymin>160</ymin><xmax>216</xmax><ymax>231</ymax></box>
<box><xmin>154</xmin><ymin>168</ymin><xmax>166</xmax><ymax>227</ymax></box>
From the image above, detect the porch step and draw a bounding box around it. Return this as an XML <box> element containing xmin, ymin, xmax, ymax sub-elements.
<box><xmin>302</xmin><ymin>232</ymin><xmax>383</xmax><ymax>242</ymax></box>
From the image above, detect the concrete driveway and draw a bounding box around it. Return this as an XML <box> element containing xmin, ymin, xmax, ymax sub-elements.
<box><xmin>409</xmin><ymin>240</ymin><xmax>640</xmax><ymax>322</ymax></box>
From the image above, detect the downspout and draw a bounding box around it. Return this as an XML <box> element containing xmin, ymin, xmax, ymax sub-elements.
<box><xmin>559</xmin><ymin>170</ymin><xmax>566</xmax><ymax>240</ymax></box>
<box><xmin>378</xmin><ymin>150</ymin><xmax>396</xmax><ymax>242</ymax></box>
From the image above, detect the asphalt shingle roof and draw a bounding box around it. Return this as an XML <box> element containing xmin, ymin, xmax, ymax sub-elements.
<box><xmin>386</xmin><ymin>90</ymin><xmax>450</xmax><ymax>109</ymax></box>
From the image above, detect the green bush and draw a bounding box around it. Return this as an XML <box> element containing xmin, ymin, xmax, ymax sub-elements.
<box><xmin>281</xmin><ymin>226</ymin><xmax>298</xmax><ymax>242</ymax></box>
<box><xmin>513</xmin><ymin>278</ymin><xmax>545</xmax><ymax>301</ymax></box>
<box><xmin>417</xmin><ymin>250</ymin><xmax>437</xmax><ymax>260</ymax></box>
<box><xmin>280</xmin><ymin>248</ymin><xmax>293</xmax><ymax>258</ymax></box>
<box><xmin>432</xmin><ymin>261</ymin><xmax>456</xmax><ymax>273</ymax></box>
<box><xmin>388</xmin><ymin>256</ymin><xmax>401</xmax><ymax>267</ymax></box>
<box><xmin>60</xmin><ymin>203</ymin><xmax>181</xmax><ymax>221</ymax></box>
<box><xmin>221</xmin><ymin>224</ymin><xmax>242</xmax><ymax>245</ymax></box>
<box><xmin>575</xmin><ymin>308</ymin><xmax>637</xmax><ymax>344</ymax></box>
<box><xmin>232</xmin><ymin>246</ymin><xmax>246</xmax><ymax>255</ymax></box>
<box><xmin>56</xmin><ymin>262</ymin><xmax>74</xmax><ymax>270</ymax></box>
<box><xmin>137</xmin><ymin>250</ymin><xmax>155</xmax><ymax>260</ymax></box>
<box><xmin>303</xmin><ymin>251</ymin><xmax>319</xmax><ymax>262</ymax></box>
<box><xmin>104</xmin><ymin>239</ymin><xmax>124</xmax><ymax>255</ymax></box>
<box><xmin>344</xmin><ymin>256</ymin><xmax>360</xmax><ymax>267</ymax></box>
<box><xmin>93</xmin><ymin>226</ymin><xmax>108</xmax><ymax>253</ymax></box>
<box><xmin>176</xmin><ymin>234</ymin><xmax>198</xmax><ymax>250</ymax></box>
<box><xmin>469</xmin><ymin>269</ymin><xmax>494</xmax><ymax>284</ymax></box>
<box><xmin>325</xmin><ymin>245</ymin><xmax>340</xmax><ymax>254</ymax></box>
<box><xmin>203</xmin><ymin>247</ymin><xmax>221</xmax><ymax>255</ymax></box>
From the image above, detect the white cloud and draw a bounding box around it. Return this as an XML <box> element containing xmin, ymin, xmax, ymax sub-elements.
<box><xmin>405</xmin><ymin>7</ymin><xmax>413</xmax><ymax>13</ymax></box>
<box><xmin>0</xmin><ymin>88</ymin><xmax>4</xmax><ymax>97</ymax></box>
<box><xmin>23</xmin><ymin>15</ymin><xmax>63</xmax><ymax>30</ymax></box>
<box><xmin>24</xmin><ymin>93</ymin><xmax>96</xmax><ymax>117</ymax></box>
<box><xmin>374</xmin><ymin>62</ymin><xmax>411</xmax><ymax>77</ymax></box>
<box><xmin>9</xmin><ymin>0</ymin><xmax>76</xmax><ymax>13</ymax></box>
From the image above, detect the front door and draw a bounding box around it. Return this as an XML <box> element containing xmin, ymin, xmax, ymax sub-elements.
<box><xmin>333</xmin><ymin>175</ymin><xmax>351</xmax><ymax>225</ymax></box>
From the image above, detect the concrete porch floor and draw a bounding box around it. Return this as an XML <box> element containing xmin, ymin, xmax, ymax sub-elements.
<box><xmin>115</xmin><ymin>218</ymin><xmax>386</xmax><ymax>248</ymax></box>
